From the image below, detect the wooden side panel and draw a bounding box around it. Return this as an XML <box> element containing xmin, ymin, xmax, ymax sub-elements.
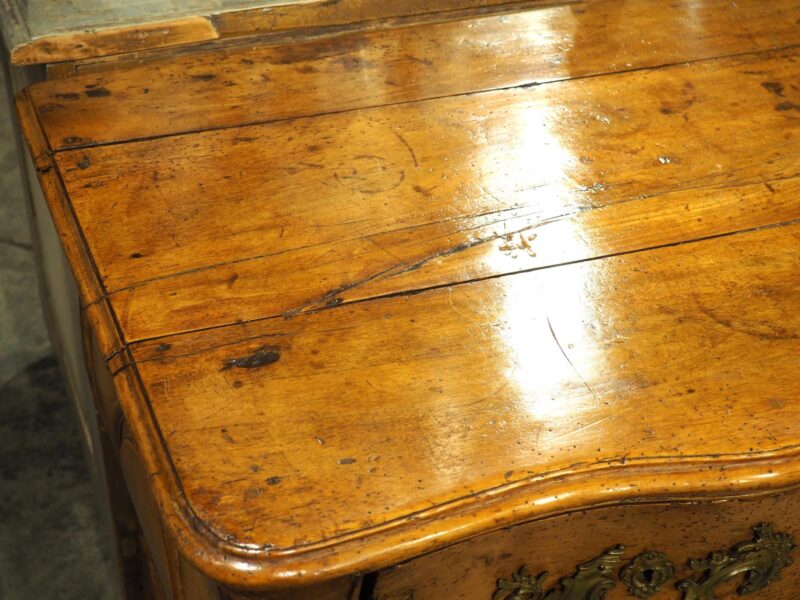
<box><xmin>374</xmin><ymin>492</ymin><xmax>800</xmax><ymax>599</ymax></box>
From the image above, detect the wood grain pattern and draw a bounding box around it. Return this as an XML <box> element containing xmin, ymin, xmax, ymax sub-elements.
<box><xmin>128</xmin><ymin>221</ymin><xmax>800</xmax><ymax>554</ymax></box>
<box><xmin>5</xmin><ymin>0</ymin><xmax>552</xmax><ymax>65</ymax></box>
<box><xmin>11</xmin><ymin>16</ymin><xmax>221</xmax><ymax>66</ymax></box>
<box><xmin>13</xmin><ymin>0</ymin><xmax>800</xmax><ymax>593</ymax></box>
<box><xmin>29</xmin><ymin>0</ymin><xmax>800</xmax><ymax>149</ymax></box>
<box><xmin>51</xmin><ymin>47</ymin><xmax>800</xmax><ymax>341</ymax></box>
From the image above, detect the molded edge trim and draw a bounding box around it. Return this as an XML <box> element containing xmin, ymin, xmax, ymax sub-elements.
<box><xmin>113</xmin><ymin>345</ymin><xmax>800</xmax><ymax>590</ymax></box>
<box><xmin>14</xmin><ymin>88</ymin><xmax>124</xmax><ymax>359</ymax></box>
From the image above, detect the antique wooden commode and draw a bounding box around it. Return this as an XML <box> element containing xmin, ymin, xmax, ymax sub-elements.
<box><xmin>11</xmin><ymin>0</ymin><xmax>800</xmax><ymax>598</ymax></box>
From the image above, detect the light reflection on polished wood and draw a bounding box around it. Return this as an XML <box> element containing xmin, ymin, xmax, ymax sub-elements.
<box><xmin>13</xmin><ymin>0</ymin><xmax>800</xmax><ymax>597</ymax></box>
<box><xmin>30</xmin><ymin>0</ymin><xmax>800</xmax><ymax>149</ymax></box>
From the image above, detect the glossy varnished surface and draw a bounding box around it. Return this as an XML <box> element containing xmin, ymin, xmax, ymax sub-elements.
<box><xmin>30</xmin><ymin>0</ymin><xmax>800</xmax><ymax>149</ymax></box>
<box><xmin>131</xmin><ymin>222</ymin><xmax>800</xmax><ymax>551</ymax></box>
<box><xmin>15</xmin><ymin>0</ymin><xmax>800</xmax><ymax>589</ymax></box>
<box><xmin>53</xmin><ymin>47</ymin><xmax>800</xmax><ymax>342</ymax></box>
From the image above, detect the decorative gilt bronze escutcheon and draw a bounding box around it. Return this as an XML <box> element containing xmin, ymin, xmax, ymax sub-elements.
<box><xmin>677</xmin><ymin>523</ymin><xmax>796</xmax><ymax>600</ymax></box>
<box><xmin>493</xmin><ymin>546</ymin><xmax>625</xmax><ymax>600</ymax></box>
<box><xmin>493</xmin><ymin>523</ymin><xmax>796</xmax><ymax>600</ymax></box>
<box><xmin>620</xmin><ymin>551</ymin><xmax>675</xmax><ymax>599</ymax></box>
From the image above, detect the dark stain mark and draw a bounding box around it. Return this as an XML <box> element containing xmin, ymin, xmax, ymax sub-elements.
<box><xmin>85</xmin><ymin>84</ymin><xmax>97</xmax><ymax>89</ymax></box>
<box><xmin>226</xmin><ymin>273</ymin><xmax>239</xmax><ymax>288</ymax></box>
<box><xmin>762</xmin><ymin>82</ymin><xmax>785</xmax><ymax>97</ymax></box>
<box><xmin>413</xmin><ymin>184</ymin><xmax>431</xmax><ymax>197</ymax></box>
<box><xmin>264</xmin><ymin>33</ymin><xmax>369</xmax><ymax>66</ymax></box>
<box><xmin>221</xmin><ymin>428</ymin><xmax>235</xmax><ymax>443</ymax></box>
<box><xmin>85</xmin><ymin>87</ymin><xmax>111</xmax><ymax>97</ymax></box>
<box><xmin>659</xmin><ymin>106</ymin><xmax>672</xmax><ymax>115</ymax></box>
<box><xmin>295</xmin><ymin>162</ymin><xmax>324</xmax><ymax>171</ymax></box>
<box><xmin>334</xmin><ymin>56</ymin><xmax>374</xmax><ymax>71</ymax></box>
<box><xmin>295</xmin><ymin>64</ymin><xmax>318</xmax><ymax>74</ymax></box>
<box><xmin>37</xmin><ymin>103</ymin><xmax>63</xmax><ymax>114</ymax></box>
<box><xmin>223</xmin><ymin>80</ymin><xmax>236</xmax><ymax>87</ymax></box>
<box><xmin>232</xmin><ymin>380</ymin><xmax>244</xmax><ymax>389</ymax></box>
<box><xmin>260</xmin><ymin>73</ymin><xmax>271</xmax><ymax>82</ymax></box>
<box><xmin>55</xmin><ymin>92</ymin><xmax>80</xmax><ymax>100</ymax></box>
<box><xmin>332</xmin><ymin>155</ymin><xmax>405</xmax><ymax>194</ymax></box>
<box><xmin>77</xmin><ymin>155</ymin><xmax>91</xmax><ymax>169</ymax></box>
<box><xmin>233</xmin><ymin>136</ymin><xmax>257</xmax><ymax>143</ymax></box>
<box><xmin>241</xmin><ymin>58</ymin><xmax>254</xmax><ymax>65</ymax></box>
<box><xmin>765</xmin><ymin>182</ymin><xmax>776</xmax><ymax>193</ymax></box>
<box><xmin>249</xmin><ymin>464</ymin><xmax>261</xmax><ymax>473</ymax></box>
<box><xmin>130</xmin><ymin>252</ymin><xmax>143</xmax><ymax>259</ymax></box>
<box><xmin>338</xmin><ymin>458</ymin><xmax>357</xmax><ymax>465</ymax></box>
<box><xmin>697</xmin><ymin>303</ymin><xmax>799</xmax><ymax>341</ymax></box>
<box><xmin>155</xmin><ymin>343</ymin><xmax>171</xmax><ymax>352</ymax></box>
<box><xmin>307</xmin><ymin>144</ymin><xmax>321</xmax><ymax>153</ymax></box>
<box><xmin>404</xmin><ymin>56</ymin><xmax>433</xmax><ymax>68</ymax></box>
<box><xmin>776</xmin><ymin>101</ymin><xmax>800</xmax><ymax>112</ymax></box>
<box><xmin>191</xmin><ymin>73</ymin><xmax>216</xmax><ymax>81</ymax></box>
<box><xmin>244</xmin><ymin>488</ymin><xmax>261</xmax><ymax>500</ymax></box>
<box><xmin>221</xmin><ymin>346</ymin><xmax>280</xmax><ymax>371</ymax></box>
<box><xmin>142</xmin><ymin>88</ymin><xmax>149</xmax><ymax>94</ymax></box>
<box><xmin>266</xmin><ymin>476</ymin><xmax>282</xmax><ymax>485</ymax></box>
<box><xmin>62</xmin><ymin>136</ymin><xmax>89</xmax><ymax>146</ymax></box>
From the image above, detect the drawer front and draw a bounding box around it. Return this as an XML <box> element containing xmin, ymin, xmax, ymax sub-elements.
<box><xmin>373</xmin><ymin>491</ymin><xmax>800</xmax><ymax>600</ymax></box>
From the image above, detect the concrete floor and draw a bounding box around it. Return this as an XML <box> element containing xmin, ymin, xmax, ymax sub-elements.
<box><xmin>0</xmin><ymin>66</ymin><xmax>119</xmax><ymax>598</ymax></box>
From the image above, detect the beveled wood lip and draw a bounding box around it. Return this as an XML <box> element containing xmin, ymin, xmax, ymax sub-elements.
<box><xmin>121</xmin><ymin>354</ymin><xmax>800</xmax><ymax>591</ymax></box>
<box><xmin>115</xmin><ymin>322</ymin><xmax>800</xmax><ymax>587</ymax></box>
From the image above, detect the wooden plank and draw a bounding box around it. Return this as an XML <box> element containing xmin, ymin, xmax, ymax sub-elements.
<box><xmin>49</xmin><ymin>48</ymin><xmax>800</xmax><ymax>341</ymax></box>
<box><xmin>11</xmin><ymin>16</ymin><xmax>221</xmax><ymax>66</ymax></box>
<box><xmin>4</xmin><ymin>0</ymin><xmax>551</xmax><ymax>65</ymax></box>
<box><xmin>29</xmin><ymin>0</ymin><xmax>800</xmax><ymax>148</ymax></box>
<box><xmin>130</xmin><ymin>221</ymin><xmax>800</xmax><ymax>553</ymax></box>
<box><xmin>211</xmin><ymin>0</ymin><xmax>564</xmax><ymax>36</ymax></box>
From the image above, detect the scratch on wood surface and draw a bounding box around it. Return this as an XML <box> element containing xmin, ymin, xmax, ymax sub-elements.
<box><xmin>546</xmin><ymin>315</ymin><xmax>599</xmax><ymax>403</ymax></box>
<box><xmin>393</xmin><ymin>130</ymin><xmax>418</xmax><ymax>167</ymax></box>
<box><xmin>281</xmin><ymin>220</ymin><xmax>548</xmax><ymax>318</ymax></box>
